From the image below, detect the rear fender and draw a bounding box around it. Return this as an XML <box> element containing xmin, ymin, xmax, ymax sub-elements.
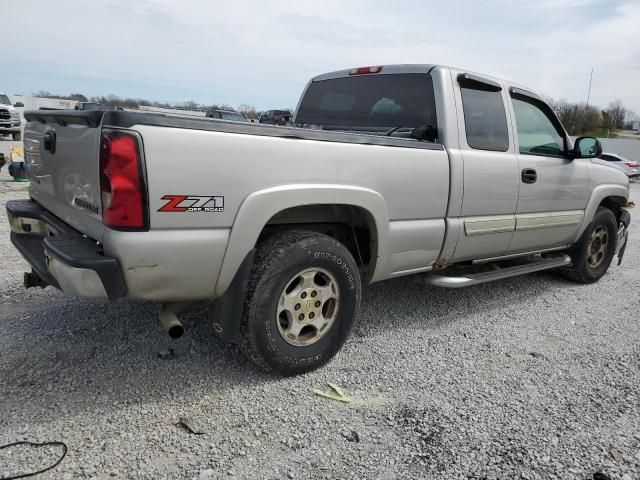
<box><xmin>215</xmin><ymin>184</ymin><xmax>389</xmax><ymax>297</ymax></box>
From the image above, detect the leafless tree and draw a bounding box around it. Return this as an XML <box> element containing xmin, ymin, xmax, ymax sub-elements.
<box><xmin>605</xmin><ymin>100</ymin><xmax>627</xmax><ymax>130</ymax></box>
<box><xmin>237</xmin><ymin>103</ymin><xmax>258</xmax><ymax>120</ymax></box>
<box><xmin>547</xmin><ymin>98</ymin><xmax>601</xmax><ymax>134</ymax></box>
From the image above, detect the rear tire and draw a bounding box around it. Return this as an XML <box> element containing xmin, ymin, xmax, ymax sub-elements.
<box><xmin>563</xmin><ymin>207</ymin><xmax>617</xmax><ymax>284</ymax></box>
<box><xmin>240</xmin><ymin>230</ymin><xmax>361</xmax><ymax>375</ymax></box>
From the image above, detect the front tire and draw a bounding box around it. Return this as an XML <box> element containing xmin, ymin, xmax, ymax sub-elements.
<box><xmin>12</xmin><ymin>132</ymin><xmax>22</xmax><ymax>141</ymax></box>
<box><xmin>240</xmin><ymin>230</ymin><xmax>361</xmax><ymax>375</ymax></box>
<box><xmin>563</xmin><ymin>207</ymin><xmax>617</xmax><ymax>284</ymax></box>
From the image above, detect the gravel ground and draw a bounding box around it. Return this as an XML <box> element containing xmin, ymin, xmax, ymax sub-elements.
<box><xmin>0</xmin><ymin>159</ymin><xmax>639</xmax><ymax>479</ymax></box>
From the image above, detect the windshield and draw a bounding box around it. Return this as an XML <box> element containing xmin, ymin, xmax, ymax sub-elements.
<box><xmin>295</xmin><ymin>73</ymin><xmax>437</xmax><ymax>130</ymax></box>
<box><xmin>220</xmin><ymin>111</ymin><xmax>247</xmax><ymax>122</ymax></box>
<box><xmin>0</xmin><ymin>94</ymin><xmax>11</xmax><ymax>105</ymax></box>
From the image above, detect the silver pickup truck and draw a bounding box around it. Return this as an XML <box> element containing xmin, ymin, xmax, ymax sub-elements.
<box><xmin>7</xmin><ymin>64</ymin><xmax>632</xmax><ymax>375</ymax></box>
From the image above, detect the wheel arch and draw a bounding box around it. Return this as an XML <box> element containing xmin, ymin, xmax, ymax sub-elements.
<box><xmin>215</xmin><ymin>184</ymin><xmax>389</xmax><ymax>297</ymax></box>
<box><xmin>573</xmin><ymin>184</ymin><xmax>629</xmax><ymax>242</ymax></box>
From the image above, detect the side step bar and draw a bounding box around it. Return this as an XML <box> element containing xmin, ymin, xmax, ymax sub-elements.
<box><xmin>423</xmin><ymin>253</ymin><xmax>572</xmax><ymax>288</ymax></box>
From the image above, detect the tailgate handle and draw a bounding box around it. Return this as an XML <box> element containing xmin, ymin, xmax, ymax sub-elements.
<box><xmin>43</xmin><ymin>131</ymin><xmax>56</xmax><ymax>154</ymax></box>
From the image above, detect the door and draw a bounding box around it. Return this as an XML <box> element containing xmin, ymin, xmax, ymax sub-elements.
<box><xmin>508</xmin><ymin>90</ymin><xmax>588</xmax><ymax>252</ymax></box>
<box><xmin>451</xmin><ymin>73</ymin><xmax>520</xmax><ymax>261</ymax></box>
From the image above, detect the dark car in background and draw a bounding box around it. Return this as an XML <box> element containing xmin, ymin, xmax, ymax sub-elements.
<box><xmin>259</xmin><ymin>109</ymin><xmax>291</xmax><ymax>125</ymax></box>
<box><xmin>206</xmin><ymin>110</ymin><xmax>248</xmax><ymax>122</ymax></box>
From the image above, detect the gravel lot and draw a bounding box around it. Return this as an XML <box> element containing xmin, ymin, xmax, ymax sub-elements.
<box><xmin>0</xmin><ymin>151</ymin><xmax>639</xmax><ymax>479</ymax></box>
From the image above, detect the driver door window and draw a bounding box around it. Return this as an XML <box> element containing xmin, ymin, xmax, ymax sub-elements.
<box><xmin>512</xmin><ymin>97</ymin><xmax>565</xmax><ymax>157</ymax></box>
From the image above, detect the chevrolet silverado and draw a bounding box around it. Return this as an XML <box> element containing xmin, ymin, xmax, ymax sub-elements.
<box><xmin>6</xmin><ymin>64</ymin><xmax>631</xmax><ymax>374</ymax></box>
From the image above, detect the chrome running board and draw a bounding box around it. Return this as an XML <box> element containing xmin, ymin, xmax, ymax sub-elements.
<box><xmin>424</xmin><ymin>253</ymin><xmax>572</xmax><ymax>288</ymax></box>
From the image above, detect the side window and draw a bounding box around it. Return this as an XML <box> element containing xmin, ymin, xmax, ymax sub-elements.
<box><xmin>511</xmin><ymin>96</ymin><xmax>566</xmax><ymax>156</ymax></box>
<box><xmin>460</xmin><ymin>85</ymin><xmax>509</xmax><ymax>152</ymax></box>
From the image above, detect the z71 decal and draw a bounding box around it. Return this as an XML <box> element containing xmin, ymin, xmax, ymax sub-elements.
<box><xmin>159</xmin><ymin>195</ymin><xmax>224</xmax><ymax>213</ymax></box>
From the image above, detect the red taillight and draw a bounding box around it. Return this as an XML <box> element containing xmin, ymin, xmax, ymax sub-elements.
<box><xmin>624</xmin><ymin>161</ymin><xmax>639</xmax><ymax>168</ymax></box>
<box><xmin>99</xmin><ymin>131</ymin><xmax>147</xmax><ymax>230</ymax></box>
<box><xmin>349</xmin><ymin>65</ymin><xmax>382</xmax><ymax>75</ymax></box>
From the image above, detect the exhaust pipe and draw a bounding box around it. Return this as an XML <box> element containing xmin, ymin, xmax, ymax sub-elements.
<box><xmin>159</xmin><ymin>302</ymin><xmax>189</xmax><ymax>339</ymax></box>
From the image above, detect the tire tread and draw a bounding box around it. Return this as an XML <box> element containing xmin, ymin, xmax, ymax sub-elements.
<box><xmin>239</xmin><ymin>230</ymin><xmax>352</xmax><ymax>373</ymax></box>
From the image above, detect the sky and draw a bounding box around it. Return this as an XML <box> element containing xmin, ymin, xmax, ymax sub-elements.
<box><xmin>5</xmin><ymin>0</ymin><xmax>640</xmax><ymax>113</ymax></box>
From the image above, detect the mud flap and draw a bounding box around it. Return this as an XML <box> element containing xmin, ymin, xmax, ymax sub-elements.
<box><xmin>617</xmin><ymin>231</ymin><xmax>628</xmax><ymax>266</ymax></box>
<box><xmin>616</xmin><ymin>209</ymin><xmax>631</xmax><ymax>266</ymax></box>
<box><xmin>209</xmin><ymin>249</ymin><xmax>256</xmax><ymax>342</ymax></box>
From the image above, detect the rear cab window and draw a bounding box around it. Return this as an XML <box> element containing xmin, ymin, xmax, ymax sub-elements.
<box><xmin>458</xmin><ymin>74</ymin><xmax>509</xmax><ymax>152</ymax></box>
<box><xmin>295</xmin><ymin>73</ymin><xmax>438</xmax><ymax>135</ymax></box>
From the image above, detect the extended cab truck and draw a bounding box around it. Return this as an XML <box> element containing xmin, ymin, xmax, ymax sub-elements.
<box><xmin>6</xmin><ymin>65</ymin><xmax>632</xmax><ymax>375</ymax></box>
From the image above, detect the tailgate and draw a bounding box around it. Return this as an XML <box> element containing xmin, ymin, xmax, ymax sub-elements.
<box><xmin>23</xmin><ymin>110</ymin><xmax>106</xmax><ymax>241</ymax></box>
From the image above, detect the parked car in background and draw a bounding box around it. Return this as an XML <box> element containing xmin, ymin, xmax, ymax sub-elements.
<box><xmin>600</xmin><ymin>153</ymin><xmax>640</xmax><ymax>178</ymax></box>
<box><xmin>206</xmin><ymin>110</ymin><xmax>248</xmax><ymax>122</ymax></box>
<box><xmin>0</xmin><ymin>93</ymin><xmax>23</xmax><ymax>141</ymax></box>
<box><xmin>259</xmin><ymin>109</ymin><xmax>291</xmax><ymax>125</ymax></box>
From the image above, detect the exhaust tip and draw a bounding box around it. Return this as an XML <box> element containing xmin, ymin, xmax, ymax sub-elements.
<box><xmin>168</xmin><ymin>324</ymin><xmax>185</xmax><ymax>339</ymax></box>
<box><xmin>159</xmin><ymin>303</ymin><xmax>189</xmax><ymax>340</ymax></box>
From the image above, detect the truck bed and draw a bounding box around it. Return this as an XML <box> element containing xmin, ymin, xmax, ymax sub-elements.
<box><xmin>25</xmin><ymin>110</ymin><xmax>444</xmax><ymax>151</ymax></box>
<box><xmin>21</xmin><ymin>109</ymin><xmax>450</xmax><ymax>301</ymax></box>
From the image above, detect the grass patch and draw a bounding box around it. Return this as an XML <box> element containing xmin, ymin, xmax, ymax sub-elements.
<box><xmin>578</xmin><ymin>128</ymin><xmax>618</xmax><ymax>139</ymax></box>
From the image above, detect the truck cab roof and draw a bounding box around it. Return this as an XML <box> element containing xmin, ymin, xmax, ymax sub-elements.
<box><xmin>310</xmin><ymin>64</ymin><xmax>539</xmax><ymax>99</ymax></box>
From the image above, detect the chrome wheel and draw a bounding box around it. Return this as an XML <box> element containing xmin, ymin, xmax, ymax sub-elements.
<box><xmin>276</xmin><ymin>267</ymin><xmax>340</xmax><ymax>347</ymax></box>
<box><xmin>587</xmin><ymin>225</ymin><xmax>609</xmax><ymax>268</ymax></box>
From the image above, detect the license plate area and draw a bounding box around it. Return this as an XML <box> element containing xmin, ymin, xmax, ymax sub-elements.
<box><xmin>8</xmin><ymin>214</ymin><xmax>48</xmax><ymax>235</ymax></box>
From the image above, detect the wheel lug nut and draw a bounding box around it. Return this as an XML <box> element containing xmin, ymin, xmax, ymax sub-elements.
<box><xmin>311</xmin><ymin>291</ymin><xmax>317</xmax><ymax>297</ymax></box>
<box><xmin>315</xmin><ymin>301</ymin><xmax>321</xmax><ymax>308</ymax></box>
<box><xmin>309</xmin><ymin>312</ymin><xmax>315</xmax><ymax>319</ymax></box>
<box><xmin>298</xmin><ymin>314</ymin><xmax>305</xmax><ymax>321</ymax></box>
<box><xmin>294</xmin><ymin>304</ymin><xmax>301</xmax><ymax>310</ymax></box>
<box><xmin>301</xmin><ymin>292</ymin><xmax>307</xmax><ymax>299</ymax></box>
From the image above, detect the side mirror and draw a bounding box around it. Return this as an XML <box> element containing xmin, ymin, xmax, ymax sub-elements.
<box><xmin>14</xmin><ymin>102</ymin><xmax>24</xmax><ymax>107</ymax></box>
<box><xmin>573</xmin><ymin>136</ymin><xmax>602</xmax><ymax>159</ymax></box>
<box><xmin>410</xmin><ymin>125</ymin><xmax>437</xmax><ymax>142</ymax></box>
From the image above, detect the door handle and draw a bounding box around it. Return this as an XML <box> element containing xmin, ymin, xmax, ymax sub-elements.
<box><xmin>521</xmin><ymin>168</ymin><xmax>537</xmax><ymax>184</ymax></box>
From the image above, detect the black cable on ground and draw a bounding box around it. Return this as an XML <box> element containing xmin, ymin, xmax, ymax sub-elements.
<box><xmin>0</xmin><ymin>441</ymin><xmax>67</xmax><ymax>480</ymax></box>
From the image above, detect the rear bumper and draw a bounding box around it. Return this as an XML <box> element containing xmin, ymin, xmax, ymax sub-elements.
<box><xmin>6</xmin><ymin>199</ymin><xmax>126</xmax><ymax>300</ymax></box>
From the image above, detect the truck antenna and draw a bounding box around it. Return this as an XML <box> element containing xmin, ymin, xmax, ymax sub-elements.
<box><xmin>586</xmin><ymin>67</ymin><xmax>594</xmax><ymax>107</ymax></box>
